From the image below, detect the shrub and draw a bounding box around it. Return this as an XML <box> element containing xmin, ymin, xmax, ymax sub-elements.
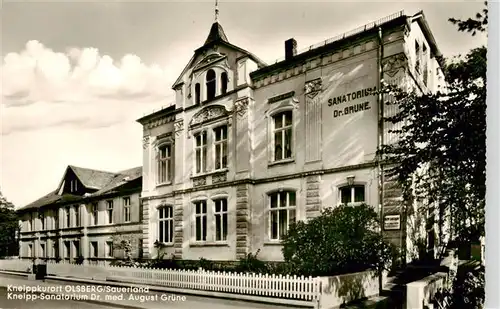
<box><xmin>431</xmin><ymin>264</ymin><xmax>484</xmax><ymax>308</ymax></box>
<box><xmin>235</xmin><ymin>249</ymin><xmax>268</xmax><ymax>274</ymax></box>
<box><xmin>281</xmin><ymin>204</ymin><xmax>394</xmax><ymax>277</ymax></box>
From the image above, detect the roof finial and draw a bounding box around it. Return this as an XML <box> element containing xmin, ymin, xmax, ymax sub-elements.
<box><xmin>215</xmin><ymin>0</ymin><xmax>219</xmax><ymax>23</ymax></box>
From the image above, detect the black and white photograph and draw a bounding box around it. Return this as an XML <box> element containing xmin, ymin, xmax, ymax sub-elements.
<box><xmin>0</xmin><ymin>1</ymin><xmax>496</xmax><ymax>309</ymax></box>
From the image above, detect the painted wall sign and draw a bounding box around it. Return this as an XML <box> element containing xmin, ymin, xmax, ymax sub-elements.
<box><xmin>328</xmin><ymin>86</ymin><xmax>377</xmax><ymax>118</ymax></box>
<box><xmin>384</xmin><ymin>214</ymin><xmax>401</xmax><ymax>231</ymax></box>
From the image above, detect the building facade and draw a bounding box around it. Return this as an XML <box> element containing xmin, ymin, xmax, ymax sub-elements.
<box><xmin>139</xmin><ymin>10</ymin><xmax>447</xmax><ymax>263</ymax></box>
<box><xmin>17</xmin><ymin>165</ymin><xmax>143</xmax><ymax>265</ymax></box>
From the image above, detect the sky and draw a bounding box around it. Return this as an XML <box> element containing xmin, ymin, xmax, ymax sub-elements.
<box><xmin>0</xmin><ymin>0</ymin><xmax>488</xmax><ymax>208</ymax></box>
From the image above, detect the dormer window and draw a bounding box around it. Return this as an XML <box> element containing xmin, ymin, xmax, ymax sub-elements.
<box><xmin>70</xmin><ymin>180</ymin><xmax>77</xmax><ymax>193</ymax></box>
<box><xmin>206</xmin><ymin>69</ymin><xmax>216</xmax><ymax>101</ymax></box>
<box><xmin>221</xmin><ymin>72</ymin><xmax>228</xmax><ymax>95</ymax></box>
<box><xmin>195</xmin><ymin>83</ymin><xmax>201</xmax><ymax>104</ymax></box>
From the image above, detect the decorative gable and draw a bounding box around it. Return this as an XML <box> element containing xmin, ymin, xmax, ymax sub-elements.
<box><xmin>192</xmin><ymin>50</ymin><xmax>227</xmax><ymax>73</ymax></box>
<box><xmin>189</xmin><ymin>104</ymin><xmax>230</xmax><ymax>127</ymax></box>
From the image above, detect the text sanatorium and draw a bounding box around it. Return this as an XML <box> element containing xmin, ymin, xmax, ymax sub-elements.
<box><xmin>6</xmin><ymin>284</ymin><xmax>149</xmax><ymax>294</ymax></box>
<box><xmin>327</xmin><ymin>86</ymin><xmax>377</xmax><ymax>118</ymax></box>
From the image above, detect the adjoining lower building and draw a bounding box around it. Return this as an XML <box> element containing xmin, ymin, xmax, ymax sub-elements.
<box><xmin>17</xmin><ymin>165</ymin><xmax>143</xmax><ymax>265</ymax></box>
<box><xmin>136</xmin><ymin>10</ymin><xmax>448</xmax><ymax>264</ymax></box>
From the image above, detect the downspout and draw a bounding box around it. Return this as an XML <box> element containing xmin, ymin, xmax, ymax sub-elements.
<box><xmin>376</xmin><ymin>26</ymin><xmax>385</xmax><ymax>294</ymax></box>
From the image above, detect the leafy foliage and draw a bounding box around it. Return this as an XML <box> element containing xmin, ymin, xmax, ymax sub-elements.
<box><xmin>381</xmin><ymin>11</ymin><xmax>487</xmax><ymax>244</ymax></box>
<box><xmin>0</xmin><ymin>190</ymin><xmax>19</xmax><ymax>258</ymax></box>
<box><xmin>234</xmin><ymin>249</ymin><xmax>268</xmax><ymax>274</ymax></box>
<box><xmin>431</xmin><ymin>265</ymin><xmax>485</xmax><ymax>309</ymax></box>
<box><xmin>448</xmin><ymin>1</ymin><xmax>488</xmax><ymax>36</ymax></box>
<box><xmin>281</xmin><ymin>204</ymin><xmax>394</xmax><ymax>277</ymax></box>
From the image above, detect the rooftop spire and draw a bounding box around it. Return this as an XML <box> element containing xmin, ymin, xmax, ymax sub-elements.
<box><xmin>215</xmin><ymin>0</ymin><xmax>219</xmax><ymax>22</ymax></box>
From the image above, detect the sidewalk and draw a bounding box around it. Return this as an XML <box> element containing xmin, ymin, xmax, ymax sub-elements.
<box><xmin>0</xmin><ymin>272</ymin><xmax>301</xmax><ymax>309</ymax></box>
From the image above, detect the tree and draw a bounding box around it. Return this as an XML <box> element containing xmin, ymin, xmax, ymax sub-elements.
<box><xmin>381</xmin><ymin>2</ymin><xmax>487</xmax><ymax>246</ymax></box>
<box><xmin>281</xmin><ymin>204</ymin><xmax>394</xmax><ymax>277</ymax></box>
<box><xmin>0</xmin><ymin>189</ymin><xmax>19</xmax><ymax>257</ymax></box>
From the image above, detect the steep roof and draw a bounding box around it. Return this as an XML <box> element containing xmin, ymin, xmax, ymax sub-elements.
<box><xmin>18</xmin><ymin>165</ymin><xmax>143</xmax><ymax>212</ymax></box>
<box><xmin>171</xmin><ymin>22</ymin><xmax>267</xmax><ymax>90</ymax></box>
<box><xmin>204</xmin><ymin>22</ymin><xmax>229</xmax><ymax>45</ymax></box>
<box><xmin>68</xmin><ymin>165</ymin><xmax>117</xmax><ymax>190</ymax></box>
<box><xmin>90</xmin><ymin>166</ymin><xmax>142</xmax><ymax>197</ymax></box>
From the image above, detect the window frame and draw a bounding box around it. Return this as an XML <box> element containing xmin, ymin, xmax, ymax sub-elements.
<box><xmin>213</xmin><ymin>125</ymin><xmax>228</xmax><ymax>171</ymax></box>
<box><xmin>206</xmin><ymin>69</ymin><xmax>217</xmax><ymax>101</ymax></box>
<box><xmin>267</xmin><ymin>190</ymin><xmax>297</xmax><ymax>241</ymax></box>
<box><xmin>220</xmin><ymin>72</ymin><xmax>228</xmax><ymax>95</ymax></box>
<box><xmin>194</xmin><ymin>130</ymin><xmax>208</xmax><ymax>175</ymax></box>
<box><xmin>105</xmin><ymin>241</ymin><xmax>113</xmax><ymax>258</ymax></box>
<box><xmin>213</xmin><ymin>198</ymin><xmax>228</xmax><ymax>242</ymax></box>
<box><xmin>65</xmin><ymin>206</ymin><xmax>71</xmax><ymax>228</ymax></box>
<box><xmin>91</xmin><ymin>203</ymin><xmax>98</xmax><ymax>226</ymax></box>
<box><xmin>266</xmin><ymin>100</ymin><xmax>298</xmax><ymax>165</ymax></box>
<box><xmin>157</xmin><ymin>143</ymin><xmax>173</xmax><ymax>185</ymax></box>
<box><xmin>106</xmin><ymin>200</ymin><xmax>114</xmax><ymax>224</ymax></box>
<box><xmin>337</xmin><ymin>183</ymin><xmax>367</xmax><ymax>206</ymax></box>
<box><xmin>123</xmin><ymin>197</ymin><xmax>131</xmax><ymax>223</ymax></box>
<box><xmin>73</xmin><ymin>205</ymin><xmax>79</xmax><ymax>227</ymax></box>
<box><xmin>193</xmin><ymin>200</ymin><xmax>208</xmax><ymax>242</ymax></box>
<box><xmin>90</xmin><ymin>241</ymin><xmax>98</xmax><ymax>258</ymax></box>
<box><xmin>39</xmin><ymin>211</ymin><xmax>45</xmax><ymax>231</ymax></box>
<box><xmin>158</xmin><ymin>205</ymin><xmax>174</xmax><ymax>244</ymax></box>
<box><xmin>195</xmin><ymin>83</ymin><xmax>201</xmax><ymax>104</ymax></box>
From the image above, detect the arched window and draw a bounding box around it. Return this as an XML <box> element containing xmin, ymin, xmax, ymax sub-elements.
<box><xmin>195</xmin><ymin>83</ymin><xmax>201</xmax><ymax>104</ymax></box>
<box><xmin>221</xmin><ymin>72</ymin><xmax>228</xmax><ymax>95</ymax></box>
<box><xmin>206</xmin><ymin>69</ymin><xmax>216</xmax><ymax>101</ymax></box>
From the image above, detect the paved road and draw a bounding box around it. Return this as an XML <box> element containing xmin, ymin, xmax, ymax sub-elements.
<box><xmin>0</xmin><ymin>286</ymin><xmax>119</xmax><ymax>309</ymax></box>
<box><xmin>0</xmin><ymin>273</ymin><xmax>298</xmax><ymax>309</ymax></box>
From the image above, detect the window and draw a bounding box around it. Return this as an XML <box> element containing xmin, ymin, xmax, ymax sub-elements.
<box><xmin>422</xmin><ymin>44</ymin><xmax>428</xmax><ymax>86</ymax></box>
<box><xmin>40</xmin><ymin>243</ymin><xmax>46</xmax><ymax>258</ymax></box>
<box><xmin>90</xmin><ymin>242</ymin><xmax>98</xmax><ymax>258</ymax></box>
<box><xmin>158</xmin><ymin>206</ymin><xmax>174</xmax><ymax>243</ymax></box>
<box><xmin>70</xmin><ymin>180</ymin><xmax>78</xmax><ymax>192</ymax></box>
<box><xmin>221</xmin><ymin>72</ymin><xmax>228</xmax><ymax>95</ymax></box>
<box><xmin>195</xmin><ymin>131</ymin><xmax>207</xmax><ymax>174</ymax></box>
<box><xmin>27</xmin><ymin>213</ymin><xmax>33</xmax><ymax>231</ymax></box>
<box><xmin>106</xmin><ymin>241</ymin><xmax>113</xmax><ymax>257</ymax></box>
<box><xmin>194</xmin><ymin>201</ymin><xmax>207</xmax><ymax>241</ymax></box>
<box><xmin>64</xmin><ymin>241</ymin><xmax>70</xmax><ymax>258</ymax></box>
<box><xmin>157</xmin><ymin>145</ymin><xmax>172</xmax><ymax>184</ymax></box>
<box><xmin>54</xmin><ymin>210</ymin><xmax>59</xmax><ymax>229</ymax></box>
<box><xmin>339</xmin><ymin>185</ymin><xmax>365</xmax><ymax>204</ymax></box>
<box><xmin>206</xmin><ymin>69</ymin><xmax>216</xmax><ymax>100</ymax></box>
<box><xmin>106</xmin><ymin>201</ymin><xmax>114</xmax><ymax>224</ymax></box>
<box><xmin>65</xmin><ymin>206</ymin><xmax>71</xmax><ymax>228</ymax></box>
<box><xmin>269</xmin><ymin>191</ymin><xmax>296</xmax><ymax>240</ymax></box>
<box><xmin>214</xmin><ymin>199</ymin><xmax>228</xmax><ymax>242</ymax></box>
<box><xmin>74</xmin><ymin>205</ymin><xmax>79</xmax><ymax>227</ymax></box>
<box><xmin>54</xmin><ymin>242</ymin><xmax>59</xmax><ymax>259</ymax></box>
<box><xmin>28</xmin><ymin>244</ymin><xmax>33</xmax><ymax>258</ymax></box>
<box><xmin>91</xmin><ymin>203</ymin><xmax>98</xmax><ymax>225</ymax></box>
<box><xmin>73</xmin><ymin>241</ymin><xmax>80</xmax><ymax>258</ymax></box>
<box><xmin>39</xmin><ymin>212</ymin><xmax>45</xmax><ymax>230</ymax></box>
<box><xmin>214</xmin><ymin>125</ymin><xmax>228</xmax><ymax>170</ymax></box>
<box><xmin>415</xmin><ymin>41</ymin><xmax>421</xmax><ymax>73</ymax></box>
<box><xmin>195</xmin><ymin>83</ymin><xmax>201</xmax><ymax>104</ymax></box>
<box><xmin>123</xmin><ymin>197</ymin><xmax>131</xmax><ymax>222</ymax></box>
<box><xmin>273</xmin><ymin>111</ymin><xmax>293</xmax><ymax>161</ymax></box>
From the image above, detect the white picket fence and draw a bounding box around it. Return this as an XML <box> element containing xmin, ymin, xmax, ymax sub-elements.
<box><xmin>0</xmin><ymin>259</ymin><xmax>321</xmax><ymax>302</ymax></box>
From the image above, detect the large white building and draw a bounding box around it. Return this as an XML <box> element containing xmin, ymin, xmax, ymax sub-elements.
<box><xmin>138</xmin><ymin>10</ymin><xmax>446</xmax><ymax>263</ymax></box>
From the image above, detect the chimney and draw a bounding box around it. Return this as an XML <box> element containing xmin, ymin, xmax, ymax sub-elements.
<box><xmin>285</xmin><ymin>38</ymin><xmax>297</xmax><ymax>60</ymax></box>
